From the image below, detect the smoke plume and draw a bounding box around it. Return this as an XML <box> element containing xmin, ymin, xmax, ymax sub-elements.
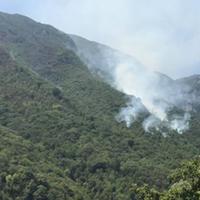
<box><xmin>114</xmin><ymin>57</ymin><xmax>193</xmax><ymax>134</ymax></box>
<box><xmin>70</xmin><ymin>35</ymin><xmax>199</xmax><ymax>134</ymax></box>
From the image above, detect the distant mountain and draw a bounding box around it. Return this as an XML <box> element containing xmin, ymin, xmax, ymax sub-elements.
<box><xmin>0</xmin><ymin>11</ymin><xmax>200</xmax><ymax>200</ymax></box>
<box><xmin>70</xmin><ymin>34</ymin><xmax>144</xmax><ymax>86</ymax></box>
<box><xmin>70</xmin><ymin>35</ymin><xmax>200</xmax><ymax>109</ymax></box>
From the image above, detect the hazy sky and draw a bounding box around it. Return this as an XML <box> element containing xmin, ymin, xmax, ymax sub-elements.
<box><xmin>1</xmin><ymin>0</ymin><xmax>200</xmax><ymax>78</ymax></box>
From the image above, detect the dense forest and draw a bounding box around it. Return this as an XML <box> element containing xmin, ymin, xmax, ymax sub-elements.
<box><xmin>1</xmin><ymin>11</ymin><xmax>200</xmax><ymax>199</ymax></box>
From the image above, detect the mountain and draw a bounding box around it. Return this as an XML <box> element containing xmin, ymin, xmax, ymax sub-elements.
<box><xmin>0</xmin><ymin>11</ymin><xmax>200</xmax><ymax>200</ymax></box>
<box><xmin>70</xmin><ymin>34</ymin><xmax>200</xmax><ymax>135</ymax></box>
<box><xmin>70</xmin><ymin>34</ymin><xmax>145</xmax><ymax>87</ymax></box>
<box><xmin>70</xmin><ymin>35</ymin><xmax>200</xmax><ymax>107</ymax></box>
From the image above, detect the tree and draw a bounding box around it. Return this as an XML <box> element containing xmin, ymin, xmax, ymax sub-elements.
<box><xmin>162</xmin><ymin>157</ymin><xmax>200</xmax><ymax>200</ymax></box>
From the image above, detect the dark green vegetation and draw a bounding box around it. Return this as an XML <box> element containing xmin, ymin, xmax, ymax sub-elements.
<box><xmin>1</xmin><ymin>12</ymin><xmax>200</xmax><ymax>199</ymax></box>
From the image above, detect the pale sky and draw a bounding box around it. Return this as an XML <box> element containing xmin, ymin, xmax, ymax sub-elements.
<box><xmin>0</xmin><ymin>0</ymin><xmax>200</xmax><ymax>78</ymax></box>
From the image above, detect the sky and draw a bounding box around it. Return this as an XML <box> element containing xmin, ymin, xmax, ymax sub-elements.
<box><xmin>0</xmin><ymin>0</ymin><xmax>200</xmax><ymax>78</ymax></box>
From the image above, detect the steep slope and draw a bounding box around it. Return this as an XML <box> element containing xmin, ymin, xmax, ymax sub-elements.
<box><xmin>70</xmin><ymin>34</ymin><xmax>200</xmax><ymax>108</ymax></box>
<box><xmin>0</xmin><ymin>12</ymin><xmax>125</xmax><ymax>118</ymax></box>
<box><xmin>70</xmin><ymin>34</ymin><xmax>144</xmax><ymax>87</ymax></box>
<box><xmin>0</xmin><ymin>11</ymin><xmax>200</xmax><ymax>200</ymax></box>
<box><xmin>0</xmin><ymin>47</ymin><xmax>93</xmax><ymax>199</ymax></box>
<box><xmin>70</xmin><ymin>35</ymin><xmax>200</xmax><ymax>136</ymax></box>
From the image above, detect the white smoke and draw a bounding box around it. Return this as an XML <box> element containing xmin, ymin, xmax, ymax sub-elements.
<box><xmin>142</xmin><ymin>115</ymin><xmax>161</xmax><ymax>133</ymax></box>
<box><xmin>114</xmin><ymin>60</ymin><xmax>192</xmax><ymax>134</ymax></box>
<box><xmin>170</xmin><ymin>113</ymin><xmax>191</xmax><ymax>134</ymax></box>
<box><xmin>71</xmin><ymin>36</ymin><xmax>195</xmax><ymax>134</ymax></box>
<box><xmin>115</xmin><ymin>97</ymin><xmax>147</xmax><ymax>127</ymax></box>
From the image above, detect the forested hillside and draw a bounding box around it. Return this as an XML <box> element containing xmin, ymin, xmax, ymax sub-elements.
<box><xmin>0</xmin><ymin>12</ymin><xmax>200</xmax><ymax>199</ymax></box>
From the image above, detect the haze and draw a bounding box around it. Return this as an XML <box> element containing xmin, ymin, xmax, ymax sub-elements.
<box><xmin>1</xmin><ymin>0</ymin><xmax>200</xmax><ymax>78</ymax></box>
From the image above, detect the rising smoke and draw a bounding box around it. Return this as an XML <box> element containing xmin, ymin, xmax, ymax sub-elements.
<box><xmin>71</xmin><ymin>35</ymin><xmax>197</xmax><ymax>134</ymax></box>
<box><xmin>114</xmin><ymin>57</ymin><xmax>193</xmax><ymax>134</ymax></box>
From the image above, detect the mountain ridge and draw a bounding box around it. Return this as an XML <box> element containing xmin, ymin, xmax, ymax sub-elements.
<box><xmin>0</xmin><ymin>11</ymin><xmax>200</xmax><ymax>200</ymax></box>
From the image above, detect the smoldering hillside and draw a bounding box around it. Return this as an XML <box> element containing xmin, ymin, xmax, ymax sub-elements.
<box><xmin>70</xmin><ymin>34</ymin><xmax>200</xmax><ymax>134</ymax></box>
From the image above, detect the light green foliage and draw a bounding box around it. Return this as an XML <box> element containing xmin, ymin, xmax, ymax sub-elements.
<box><xmin>133</xmin><ymin>158</ymin><xmax>200</xmax><ymax>200</ymax></box>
